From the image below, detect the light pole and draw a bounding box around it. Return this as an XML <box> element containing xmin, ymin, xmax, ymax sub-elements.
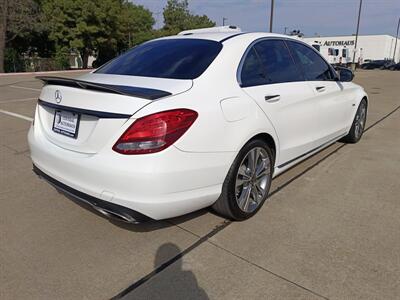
<box><xmin>269</xmin><ymin>0</ymin><xmax>274</xmax><ymax>33</ymax></box>
<box><xmin>223</xmin><ymin>17</ymin><xmax>227</xmax><ymax>26</ymax></box>
<box><xmin>393</xmin><ymin>17</ymin><xmax>400</xmax><ymax>63</ymax></box>
<box><xmin>352</xmin><ymin>0</ymin><xmax>363</xmax><ymax>70</ymax></box>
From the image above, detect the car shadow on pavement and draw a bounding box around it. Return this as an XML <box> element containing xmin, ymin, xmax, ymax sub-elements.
<box><xmin>120</xmin><ymin>243</ymin><xmax>209</xmax><ymax>300</ymax></box>
<box><xmin>61</xmin><ymin>191</ymin><xmax>217</xmax><ymax>232</ymax></box>
<box><xmin>111</xmin><ymin>208</ymin><xmax>218</xmax><ymax>232</ymax></box>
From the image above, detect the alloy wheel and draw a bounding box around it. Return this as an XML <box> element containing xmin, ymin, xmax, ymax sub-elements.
<box><xmin>354</xmin><ymin>102</ymin><xmax>367</xmax><ymax>139</ymax></box>
<box><xmin>235</xmin><ymin>147</ymin><xmax>271</xmax><ymax>213</ymax></box>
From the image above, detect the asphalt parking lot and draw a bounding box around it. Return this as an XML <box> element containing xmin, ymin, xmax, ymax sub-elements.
<box><xmin>1</xmin><ymin>70</ymin><xmax>399</xmax><ymax>300</ymax></box>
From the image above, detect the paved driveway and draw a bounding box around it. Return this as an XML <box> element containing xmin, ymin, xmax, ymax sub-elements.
<box><xmin>1</xmin><ymin>70</ymin><xmax>399</xmax><ymax>299</ymax></box>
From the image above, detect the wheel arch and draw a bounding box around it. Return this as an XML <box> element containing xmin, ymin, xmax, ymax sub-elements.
<box><xmin>243</xmin><ymin>132</ymin><xmax>277</xmax><ymax>166</ymax></box>
<box><xmin>362</xmin><ymin>95</ymin><xmax>369</xmax><ymax>106</ymax></box>
<box><xmin>355</xmin><ymin>94</ymin><xmax>369</xmax><ymax>115</ymax></box>
<box><xmin>348</xmin><ymin>90</ymin><xmax>369</xmax><ymax>127</ymax></box>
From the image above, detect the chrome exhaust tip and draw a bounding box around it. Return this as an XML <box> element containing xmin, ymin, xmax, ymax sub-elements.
<box><xmin>93</xmin><ymin>206</ymin><xmax>139</xmax><ymax>224</ymax></box>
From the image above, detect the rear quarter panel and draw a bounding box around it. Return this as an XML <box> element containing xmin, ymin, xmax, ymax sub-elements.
<box><xmin>132</xmin><ymin>34</ymin><xmax>281</xmax><ymax>162</ymax></box>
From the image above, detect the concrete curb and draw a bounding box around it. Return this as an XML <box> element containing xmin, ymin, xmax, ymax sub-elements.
<box><xmin>0</xmin><ymin>69</ymin><xmax>92</xmax><ymax>77</ymax></box>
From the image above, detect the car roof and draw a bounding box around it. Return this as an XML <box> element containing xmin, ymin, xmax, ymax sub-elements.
<box><xmin>157</xmin><ymin>31</ymin><xmax>298</xmax><ymax>43</ymax></box>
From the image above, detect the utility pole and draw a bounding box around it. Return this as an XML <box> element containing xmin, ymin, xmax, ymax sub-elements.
<box><xmin>393</xmin><ymin>17</ymin><xmax>400</xmax><ymax>63</ymax></box>
<box><xmin>223</xmin><ymin>17</ymin><xmax>227</xmax><ymax>26</ymax></box>
<box><xmin>352</xmin><ymin>0</ymin><xmax>363</xmax><ymax>70</ymax></box>
<box><xmin>269</xmin><ymin>0</ymin><xmax>274</xmax><ymax>33</ymax></box>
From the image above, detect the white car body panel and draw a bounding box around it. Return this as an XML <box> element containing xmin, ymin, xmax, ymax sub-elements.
<box><xmin>242</xmin><ymin>81</ymin><xmax>318</xmax><ymax>165</ymax></box>
<box><xmin>38</xmin><ymin>85</ymin><xmax>149</xmax><ymax>154</ymax></box>
<box><xmin>28</xmin><ymin>30</ymin><xmax>368</xmax><ymax>220</ymax></box>
<box><xmin>78</xmin><ymin>73</ymin><xmax>193</xmax><ymax>96</ymax></box>
<box><xmin>178</xmin><ymin>25</ymin><xmax>242</xmax><ymax>36</ymax></box>
<box><xmin>29</xmin><ymin>111</ymin><xmax>235</xmax><ymax>219</ymax></box>
<box><xmin>307</xmin><ymin>80</ymin><xmax>351</xmax><ymax>144</ymax></box>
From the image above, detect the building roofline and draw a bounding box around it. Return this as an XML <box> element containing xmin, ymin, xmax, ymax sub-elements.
<box><xmin>304</xmin><ymin>34</ymin><xmax>398</xmax><ymax>39</ymax></box>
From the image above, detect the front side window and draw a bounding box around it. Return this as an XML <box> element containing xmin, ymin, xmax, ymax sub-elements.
<box><xmin>96</xmin><ymin>39</ymin><xmax>222</xmax><ymax>80</ymax></box>
<box><xmin>287</xmin><ymin>41</ymin><xmax>335</xmax><ymax>81</ymax></box>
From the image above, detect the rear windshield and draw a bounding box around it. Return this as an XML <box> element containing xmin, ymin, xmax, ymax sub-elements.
<box><xmin>95</xmin><ymin>39</ymin><xmax>223</xmax><ymax>80</ymax></box>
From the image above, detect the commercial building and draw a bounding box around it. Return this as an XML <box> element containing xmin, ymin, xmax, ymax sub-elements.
<box><xmin>302</xmin><ymin>34</ymin><xmax>400</xmax><ymax>65</ymax></box>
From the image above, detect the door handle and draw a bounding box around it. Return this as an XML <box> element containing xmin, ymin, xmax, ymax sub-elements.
<box><xmin>316</xmin><ymin>86</ymin><xmax>326</xmax><ymax>92</ymax></box>
<box><xmin>264</xmin><ymin>95</ymin><xmax>280</xmax><ymax>102</ymax></box>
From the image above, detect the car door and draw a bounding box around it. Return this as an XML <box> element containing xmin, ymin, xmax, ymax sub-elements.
<box><xmin>239</xmin><ymin>39</ymin><xmax>319</xmax><ymax>167</ymax></box>
<box><xmin>287</xmin><ymin>40</ymin><xmax>351</xmax><ymax>145</ymax></box>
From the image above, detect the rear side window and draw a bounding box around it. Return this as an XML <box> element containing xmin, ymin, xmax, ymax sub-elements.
<box><xmin>253</xmin><ymin>40</ymin><xmax>304</xmax><ymax>84</ymax></box>
<box><xmin>239</xmin><ymin>39</ymin><xmax>303</xmax><ymax>87</ymax></box>
<box><xmin>96</xmin><ymin>39</ymin><xmax>223</xmax><ymax>80</ymax></box>
<box><xmin>240</xmin><ymin>48</ymin><xmax>267</xmax><ymax>87</ymax></box>
<box><xmin>287</xmin><ymin>41</ymin><xmax>335</xmax><ymax>81</ymax></box>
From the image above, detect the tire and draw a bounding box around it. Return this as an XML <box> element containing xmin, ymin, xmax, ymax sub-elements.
<box><xmin>212</xmin><ymin>139</ymin><xmax>274</xmax><ymax>221</ymax></box>
<box><xmin>342</xmin><ymin>99</ymin><xmax>367</xmax><ymax>143</ymax></box>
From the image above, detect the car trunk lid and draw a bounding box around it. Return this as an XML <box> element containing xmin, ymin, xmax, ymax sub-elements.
<box><xmin>36</xmin><ymin>74</ymin><xmax>193</xmax><ymax>154</ymax></box>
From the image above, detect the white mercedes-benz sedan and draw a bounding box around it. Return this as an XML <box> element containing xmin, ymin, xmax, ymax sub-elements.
<box><xmin>28</xmin><ymin>26</ymin><xmax>368</xmax><ymax>223</ymax></box>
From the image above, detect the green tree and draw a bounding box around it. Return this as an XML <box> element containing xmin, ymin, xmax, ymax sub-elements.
<box><xmin>42</xmin><ymin>0</ymin><xmax>154</xmax><ymax>69</ymax></box>
<box><xmin>120</xmin><ymin>2</ymin><xmax>154</xmax><ymax>48</ymax></box>
<box><xmin>1</xmin><ymin>0</ymin><xmax>216</xmax><ymax>72</ymax></box>
<box><xmin>93</xmin><ymin>2</ymin><xmax>155</xmax><ymax>67</ymax></box>
<box><xmin>163</xmin><ymin>0</ymin><xmax>215</xmax><ymax>35</ymax></box>
<box><xmin>0</xmin><ymin>0</ymin><xmax>39</xmax><ymax>72</ymax></box>
<box><xmin>42</xmin><ymin>0</ymin><xmax>118</xmax><ymax>68</ymax></box>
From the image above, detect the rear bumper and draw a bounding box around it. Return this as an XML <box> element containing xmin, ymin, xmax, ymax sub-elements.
<box><xmin>28</xmin><ymin>123</ymin><xmax>235</xmax><ymax>220</ymax></box>
<box><xmin>33</xmin><ymin>165</ymin><xmax>150</xmax><ymax>223</ymax></box>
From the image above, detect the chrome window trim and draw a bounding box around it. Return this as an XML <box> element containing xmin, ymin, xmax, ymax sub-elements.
<box><xmin>236</xmin><ymin>36</ymin><xmax>338</xmax><ymax>88</ymax></box>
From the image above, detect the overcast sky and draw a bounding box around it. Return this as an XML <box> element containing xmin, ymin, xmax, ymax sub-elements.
<box><xmin>133</xmin><ymin>0</ymin><xmax>400</xmax><ymax>37</ymax></box>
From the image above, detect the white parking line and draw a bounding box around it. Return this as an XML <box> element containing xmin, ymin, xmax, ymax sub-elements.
<box><xmin>0</xmin><ymin>109</ymin><xmax>33</xmax><ymax>122</ymax></box>
<box><xmin>9</xmin><ymin>85</ymin><xmax>41</xmax><ymax>92</ymax></box>
<box><xmin>0</xmin><ymin>97</ymin><xmax>37</xmax><ymax>104</ymax></box>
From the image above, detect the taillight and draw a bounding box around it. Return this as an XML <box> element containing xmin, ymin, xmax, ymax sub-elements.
<box><xmin>113</xmin><ymin>109</ymin><xmax>198</xmax><ymax>154</ymax></box>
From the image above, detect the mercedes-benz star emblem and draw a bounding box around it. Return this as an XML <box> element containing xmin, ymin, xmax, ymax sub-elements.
<box><xmin>55</xmin><ymin>90</ymin><xmax>62</xmax><ymax>103</ymax></box>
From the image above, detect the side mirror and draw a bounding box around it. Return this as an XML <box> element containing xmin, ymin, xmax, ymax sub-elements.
<box><xmin>336</xmin><ymin>66</ymin><xmax>354</xmax><ymax>82</ymax></box>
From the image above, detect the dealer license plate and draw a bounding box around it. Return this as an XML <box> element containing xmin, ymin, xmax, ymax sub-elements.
<box><xmin>52</xmin><ymin>110</ymin><xmax>80</xmax><ymax>138</ymax></box>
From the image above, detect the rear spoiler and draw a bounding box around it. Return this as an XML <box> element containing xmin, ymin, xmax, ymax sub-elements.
<box><xmin>36</xmin><ymin>76</ymin><xmax>171</xmax><ymax>100</ymax></box>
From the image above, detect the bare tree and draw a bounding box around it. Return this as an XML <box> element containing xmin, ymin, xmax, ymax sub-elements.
<box><xmin>0</xmin><ymin>0</ymin><xmax>38</xmax><ymax>72</ymax></box>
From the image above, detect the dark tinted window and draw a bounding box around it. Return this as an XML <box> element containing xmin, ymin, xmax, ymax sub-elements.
<box><xmin>96</xmin><ymin>39</ymin><xmax>222</xmax><ymax>79</ymax></box>
<box><xmin>253</xmin><ymin>40</ymin><xmax>303</xmax><ymax>84</ymax></box>
<box><xmin>287</xmin><ymin>41</ymin><xmax>335</xmax><ymax>81</ymax></box>
<box><xmin>312</xmin><ymin>44</ymin><xmax>321</xmax><ymax>51</ymax></box>
<box><xmin>240</xmin><ymin>47</ymin><xmax>267</xmax><ymax>87</ymax></box>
